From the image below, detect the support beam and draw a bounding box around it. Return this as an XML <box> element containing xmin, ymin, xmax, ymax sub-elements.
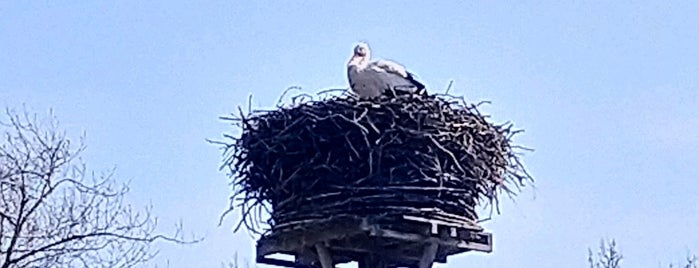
<box><xmin>256</xmin><ymin>214</ymin><xmax>492</xmax><ymax>267</ymax></box>
<box><xmin>418</xmin><ymin>243</ymin><xmax>439</xmax><ymax>268</ymax></box>
<box><xmin>315</xmin><ymin>243</ymin><xmax>334</xmax><ymax>268</ymax></box>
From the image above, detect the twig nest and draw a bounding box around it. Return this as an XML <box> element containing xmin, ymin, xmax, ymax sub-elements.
<box><xmin>219</xmin><ymin>91</ymin><xmax>533</xmax><ymax>234</ymax></box>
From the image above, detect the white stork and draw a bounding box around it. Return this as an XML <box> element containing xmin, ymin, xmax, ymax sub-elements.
<box><xmin>347</xmin><ymin>42</ymin><xmax>426</xmax><ymax>99</ymax></box>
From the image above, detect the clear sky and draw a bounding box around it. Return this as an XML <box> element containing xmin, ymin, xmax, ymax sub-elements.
<box><xmin>1</xmin><ymin>1</ymin><xmax>698</xmax><ymax>267</ymax></box>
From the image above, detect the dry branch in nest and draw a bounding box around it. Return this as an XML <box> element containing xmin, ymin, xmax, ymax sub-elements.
<box><xmin>215</xmin><ymin>89</ymin><xmax>533</xmax><ymax>235</ymax></box>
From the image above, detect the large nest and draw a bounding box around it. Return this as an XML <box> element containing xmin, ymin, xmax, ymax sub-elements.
<box><xmin>217</xmin><ymin>90</ymin><xmax>533</xmax><ymax>234</ymax></box>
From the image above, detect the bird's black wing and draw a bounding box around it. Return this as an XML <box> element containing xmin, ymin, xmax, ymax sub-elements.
<box><xmin>405</xmin><ymin>72</ymin><xmax>427</xmax><ymax>95</ymax></box>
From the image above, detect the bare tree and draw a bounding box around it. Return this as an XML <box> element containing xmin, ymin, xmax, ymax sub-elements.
<box><xmin>588</xmin><ymin>238</ymin><xmax>696</xmax><ymax>268</ymax></box>
<box><xmin>669</xmin><ymin>255</ymin><xmax>698</xmax><ymax>268</ymax></box>
<box><xmin>0</xmin><ymin>109</ymin><xmax>191</xmax><ymax>268</ymax></box>
<box><xmin>588</xmin><ymin>239</ymin><xmax>623</xmax><ymax>268</ymax></box>
<box><xmin>222</xmin><ymin>252</ymin><xmax>250</xmax><ymax>268</ymax></box>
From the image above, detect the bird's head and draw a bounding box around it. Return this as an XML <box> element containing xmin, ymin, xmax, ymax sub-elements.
<box><xmin>353</xmin><ymin>42</ymin><xmax>371</xmax><ymax>58</ymax></box>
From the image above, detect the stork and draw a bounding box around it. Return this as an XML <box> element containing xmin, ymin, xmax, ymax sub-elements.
<box><xmin>347</xmin><ymin>42</ymin><xmax>426</xmax><ymax>99</ymax></box>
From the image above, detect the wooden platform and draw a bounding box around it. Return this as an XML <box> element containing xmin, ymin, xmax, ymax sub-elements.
<box><xmin>256</xmin><ymin>214</ymin><xmax>492</xmax><ymax>268</ymax></box>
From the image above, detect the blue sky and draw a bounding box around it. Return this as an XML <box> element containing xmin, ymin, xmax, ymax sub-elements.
<box><xmin>1</xmin><ymin>1</ymin><xmax>698</xmax><ymax>267</ymax></box>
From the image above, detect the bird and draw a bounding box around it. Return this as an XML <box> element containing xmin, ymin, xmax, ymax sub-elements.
<box><xmin>347</xmin><ymin>42</ymin><xmax>426</xmax><ymax>99</ymax></box>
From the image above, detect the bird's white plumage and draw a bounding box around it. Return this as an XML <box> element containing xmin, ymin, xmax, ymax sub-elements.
<box><xmin>373</xmin><ymin>59</ymin><xmax>408</xmax><ymax>78</ymax></box>
<box><xmin>347</xmin><ymin>43</ymin><xmax>424</xmax><ymax>99</ymax></box>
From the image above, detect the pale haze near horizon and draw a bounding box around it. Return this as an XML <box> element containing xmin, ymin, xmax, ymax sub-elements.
<box><xmin>1</xmin><ymin>1</ymin><xmax>698</xmax><ymax>267</ymax></box>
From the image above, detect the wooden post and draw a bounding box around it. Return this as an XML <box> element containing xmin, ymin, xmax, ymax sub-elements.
<box><xmin>315</xmin><ymin>243</ymin><xmax>334</xmax><ymax>268</ymax></box>
<box><xmin>418</xmin><ymin>242</ymin><xmax>439</xmax><ymax>268</ymax></box>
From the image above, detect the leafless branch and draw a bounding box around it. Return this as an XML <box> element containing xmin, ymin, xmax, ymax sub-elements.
<box><xmin>0</xmin><ymin>108</ymin><xmax>199</xmax><ymax>268</ymax></box>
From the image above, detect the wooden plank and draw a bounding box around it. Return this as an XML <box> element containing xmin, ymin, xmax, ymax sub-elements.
<box><xmin>402</xmin><ymin>215</ymin><xmax>482</xmax><ymax>232</ymax></box>
<box><xmin>256</xmin><ymin>226</ymin><xmax>366</xmax><ymax>257</ymax></box>
<box><xmin>328</xmin><ymin>245</ymin><xmax>423</xmax><ymax>263</ymax></box>
<box><xmin>371</xmin><ymin>228</ymin><xmax>492</xmax><ymax>252</ymax></box>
